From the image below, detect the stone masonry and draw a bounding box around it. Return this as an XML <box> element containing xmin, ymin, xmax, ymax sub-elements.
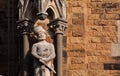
<box><xmin>63</xmin><ymin>0</ymin><xmax>120</xmax><ymax>76</ymax></box>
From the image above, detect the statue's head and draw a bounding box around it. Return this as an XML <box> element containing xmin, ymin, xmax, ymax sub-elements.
<box><xmin>34</xmin><ymin>26</ymin><xmax>47</xmax><ymax>41</ymax></box>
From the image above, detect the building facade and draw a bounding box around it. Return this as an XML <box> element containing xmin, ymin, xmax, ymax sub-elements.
<box><xmin>0</xmin><ymin>0</ymin><xmax>120</xmax><ymax>76</ymax></box>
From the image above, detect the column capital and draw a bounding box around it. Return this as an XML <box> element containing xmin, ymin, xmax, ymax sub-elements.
<box><xmin>16</xmin><ymin>18</ymin><xmax>34</xmax><ymax>35</ymax></box>
<box><xmin>48</xmin><ymin>18</ymin><xmax>67</xmax><ymax>35</ymax></box>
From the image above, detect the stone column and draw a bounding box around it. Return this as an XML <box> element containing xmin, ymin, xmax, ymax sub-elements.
<box><xmin>49</xmin><ymin>18</ymin><xmax>67</xmax><ymax>76</ymax></box>
<box><xmin>17</xmin><ymin>18</ymin><xmax>33</xmax><ymax>76</ymax></box>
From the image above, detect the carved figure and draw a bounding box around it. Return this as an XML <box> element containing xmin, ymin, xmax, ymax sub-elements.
<box><xmin>32</xmin><ymin>25</ymin><xmax>56</xmax><ymax>76</ymax></box>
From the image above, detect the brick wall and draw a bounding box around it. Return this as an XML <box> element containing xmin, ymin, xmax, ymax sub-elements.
<box><xmin>64</xmin><ymin>0</ymin><xmax>120</xmax><ymax>76</ymax></box>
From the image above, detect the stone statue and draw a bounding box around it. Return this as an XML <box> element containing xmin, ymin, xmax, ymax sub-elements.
<box><xmin>32</xmin><ymin>25</ymin><xmax>56</xmax><ymax>76</ymax></box>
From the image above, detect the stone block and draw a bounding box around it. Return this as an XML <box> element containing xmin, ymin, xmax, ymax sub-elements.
<box><xmin>67</xmin><ymin>70</ymin><xmax>73</xmax><ymax>76</ymax></box>
<box><xmin>67</xmin><ymin>27</ymin><xmax>72</xmax><ymax>35</ymax></box>
<box><xmin>71</xmin><ymin>57</ymin><xmax>85</xmax><ymax>64</ymax></box>
<box><xmin>87</xmin><ymin>56</ymin><xmax>98</xmax><ymax>63</ymax></box>
<box><xmin>72</xmin><ymin>1</ymin><xmax>83</xmax><ymax>7</ymax></box>
<box><xmin>88</xmin><ymin>14</ymin><xmax>100</xmax><ymax>20</ymax></box>
<box><xmin>72</xmin><ymin>70</ymin><xmax>87</xmax><ymax>76</ymax></box>
<box><xmin>72</xmin><ymin>7</ymin><xmax>83</xmax><ymax>13</ymax></box>
<box><xmin>72</xmin><ymin>30</ymin><xmax>84</xmax><ymax>37</ymax></box>
<box><xmin>72</xmin><ymin>13</ymin><xmax>84</xmax><ymax>25</ymax></box>
<box><xmin>87</xmin><ymin>20</ymin><xmax>94</xmax><ymax>26</ymax></box>
<box><xmin>86</xmin><ymin>43</ymin><xmax>96</xmax><ymax>50</ymax></box>
<box><xmin>109</xmin><ymin>70</ymin><xmax>120</xmax><ymax>76</ymax></box>
<box><xmin>90</xmin><ymin>26</ymin><xmax>103</xmax><ymax>33</ymax></box>
<box><xmin>86</xmin><ymin>50</ymin><xmax>111</xmax><ymax>56</ymax></box>
<box><xmin>91</xmin><ymin>0</ymin><xmax>102</xmax><ymax>2</ymax></box>
<box><xmin>87</xmin><ymin>3</ymin><xmax>96</xmax><ymax>8</ymax></box>
<box><xmin>96</xmin><ymin>43</ymin><xmax>111</xmax><ymax>50</ymax></box>
<box><xmin>67</xmin><ymin>50</ymin><xmax>85</xmax><ymax>57</ymax></box>
<box><xmin>102</xmin><ymin>31</ymin><xmax>117</xmax><ymax>37</ymax></box>
<box><xmin>87</xmin><ymin>37</ymin><xmax>101</xmax><ymax>43</ymax></box>
<box><xmin>68</xmin><ymin>64</ymin><xmax>87</xmax><ymax>70</ymax></box>
<box><xmin>102</xmin><ymin>3</ymin><xmax>120</xmax><ymax>8</ymax></box>
<box><xmin>87</xmin><ymin>70</ymin><xmax>97</xmax><ymax>76</ymax></box>
<box><xmin>97</xmin><ymin>70</ymin><xmax>110</xmax><ymax>76</ymax></box>
<box><xmin>101</xmin><ymin>37</ymin><xmax>118</xmax><ymax>43</ymax></box>
<box><xmin>68</xmin><ymin>37</ymin><xmax>84</xmax><ymax>44</ymax></box>
<box><xmin>91</xmin><ymin>8</ymin><xmax>105</xmax><ymax>14</ymax></box>
<box><xmin>100</xmin><ymin>14</ymin><xmax>120</xmax><ymax>20</ymax></box>
<box><xmin>102</xmin><ymin>26</ymin><xmax>117</xmax><ymax>32</ymax></box>
<box><xmin>97</xmin><ymin>56</ymin><xmax>112</xmax><ymax>63</ymax></box>
<box><xmin>88</xmin><ymin>63</ymin><xmax>103</xmax><ymax>70</ymax></box>
<box><xmin>70</xmin><ymin>44</ymin><xmax>85</xmax><ymax>50</ymax></box>
<box><xmin>94</xmin><ymin>20</ymin><xmax>117</xmax><ymax>26</ymax></box>
<box><xmin>88</xmin><ymin>26</ymin><xmax>103</xmax><ymax>36</ymax></box>
<box><xmin>106</xmin><ymin>8</ymin><xmax>120</xmax><ymax>14</ymax></box>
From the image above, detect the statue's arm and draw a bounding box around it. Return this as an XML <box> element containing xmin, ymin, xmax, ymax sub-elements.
<box><xmin>45</xmin><ymin>44</ymin><xmax>56</xmax><ymax>62</ymax></box>
<box><xmin>32</xmin><ymin>44</ymin><xmax>42</xmax><ymax>59</ymax></box>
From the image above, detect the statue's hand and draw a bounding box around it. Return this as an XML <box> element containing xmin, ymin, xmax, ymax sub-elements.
<box><xmin>39</xmin><ymin>58</ymin><xmax>47</xmax><ymax>62</ymax></box>
<box><xmin>41</xmin><ymin>58</ymin><xmax>47</xmax><ymax>62</ymax></box>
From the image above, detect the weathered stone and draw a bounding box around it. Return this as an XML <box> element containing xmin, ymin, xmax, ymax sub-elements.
<box><xmin>86</xmin><ymin>50</ymin><xmax>111</xmax><ymax>56</ymax></box>
<box><xmin>91</xmin><ymin>0</ymin><xmax>102</xmax><ymax>2</ymax></box>
<box><xmin>100</xmin><ymin>37</ymin><xmax>118</xmax><ymax>43</ymax></box>
<box><xmin>100</xmin><ymin>14</ymin><xmax>120</xmax><ymax>20</ymax></box>
<box><xmin>88</xmin><ymin>14</ymin><xmax>100</xmax><ymax>20</ymax></box>
<box><xmin>91</xmin><ymin>8</ymin><xmax>105</xmax><ymax>14</ymax></box>
<box><xmin>87</xmin><ymin>70</ymin><xmax>97</xmax><ymax>76</ymax></box>
<box><xmin>71</xmin><ymin>1</ymin><xmax>83</xmax><ymax>7</ymax></box>
<box><xmin>86</xmin><ymin>43</ymin><xmax>96</xmax><ymax>50</ymax></box>
<box><xmin>87</xmin><ymin>20</ymin><xmax>94</xmax><ymax>26</ymax></box>
<box><xmin>72</xmin><ymin>30</ymin><xmax>84</xmax><ymax>37</ymax></box>
<box><xmin>67</xmin><ymin>70</ymin><xmax>73</xmax><ymax>76</ymax></box>
<box><xmin>88</xmin><ymin>63</ymin><xmax>103</xmax><ymax>70</ymax></box>
<box><xmin>71</xmin><ymin>57</ymin><xmax>85</xmax><ymax>64</ymax></box>
<box><xmin>87</xmin><ymin>37</ymin><xmax>101</xmax><ymax>43</ymax></box>
<box><xmin>97</xmin><ymin>70</ymin><xmax>110</xmax><ymax>76</ymax></box>
<box><xmin>106</xmin><ymin>8</ymin><xmax>120</xmax><ymax>14</ymax></box>
<box><xmin>72</xmin><ymin>70</ymin><xmax>87</xmax><ymax>76</ymax></box>
<box><xmin>72</xmin><ymin>7</ymin><xmax>83</xmax><ymax>13</ymax></box>
<box><xmin>68</xmin><ymin>37</ymin><xmax>84</xmax><ymax>44</ymax></box>
<box><xmin>68</xmin><ymin>64</ymin><xmax>87</xmax><ymax>70</ymax></box>
<box><xmin>102</xmin><ymin>3</ymin><xmax>120</xmax><ymax>8</ymax></box>
<box><xmin>70</xmin><ymin>44</ymin><xmax>85</xmax><ymax>50</ymax></box>
<box><xmin>87</xmin><ymin>3</ymin><xmax>96</xmax><ymax>8</ymax></box>
<box><xmin>67</xmin><ymin>50</ymin><xmax>85</xmax><ymax>57</ymax></box>
<box><xmin>94</xmin><ymin>20</ymin><xmax>117</xmax><ymax>26</ymax></box>
<box><xmin>96</xmin><ymin>43</ymin><xmax>111</xmax><ymax>50</ymax></box>
<box><xmin>102</xmin><ymin>26</ymin><xmax>117</xmax><ymax>32</ymax></box>
<box><xmin>87</xmin><ymin>56</ymin><xmax>98</xmax><ymax>63</ymax></box>
<box><xmin>109</xmin><ymin>70</ymin><xmax>120</xmax><ymax>76</ymax></box>
<box><xmin>72</xmin><ymin>13</ymin><xmax>84</xmax><ymax>25</ymax></box>
<box><xmin>102</xmin><ymin>31</ymin><xmax>117</xmax><ymax>37</ymax></box>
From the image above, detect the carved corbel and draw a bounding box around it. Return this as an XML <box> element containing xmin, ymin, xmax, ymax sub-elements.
<box><xmin>17</xmin><ymin>18</ymin><xmax>34</xmax><ymax>36</ymax></box>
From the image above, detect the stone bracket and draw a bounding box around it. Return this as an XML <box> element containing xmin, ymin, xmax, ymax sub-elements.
<box><xmin>16</xmin><ymin>18</ymin><xmax>34</xmax><ymax>36</ymax></box>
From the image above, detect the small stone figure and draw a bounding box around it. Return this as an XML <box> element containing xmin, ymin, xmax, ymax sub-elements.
<box><xmin>32</xmin><ymin>25</ymin><xmax>56</xmax><ymax>76</ymax></box>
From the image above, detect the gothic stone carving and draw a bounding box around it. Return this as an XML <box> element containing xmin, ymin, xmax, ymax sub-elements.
<box><xmin>32</xmin><ymin>26</ymin><xmax>56</xmax><ymax>76</ymax></box>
